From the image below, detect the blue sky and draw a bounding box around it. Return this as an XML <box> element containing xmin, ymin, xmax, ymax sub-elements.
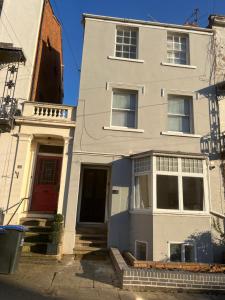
<box><xmin>50</xmin><ymin>0</ymin><xmax>225</xmax><ymax>106</ymax></box>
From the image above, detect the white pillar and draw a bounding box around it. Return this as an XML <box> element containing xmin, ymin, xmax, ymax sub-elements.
<box><xmin>57</xmin><ymin>137</ymin><xmax>73</xmax><ymax>214</ymax></box>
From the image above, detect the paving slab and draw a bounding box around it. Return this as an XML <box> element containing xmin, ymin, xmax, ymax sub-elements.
<box><xmin>0</xmin><ymin>257</ymin><xmax>225</xmax><ymax>300</ymax></box>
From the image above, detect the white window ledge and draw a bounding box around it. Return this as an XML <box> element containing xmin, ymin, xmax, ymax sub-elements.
<box><xmin>103</xmin><ymin>126</ymin><xmax>144</xmax><ymax>133</ymax></box>
<box><xmin>161</xmin><ymin>131</ymin><xmax>201</xmax><ymax>138</ymax></box>
<box><xmin>108</xmin><ymin>56</ymin><xmax>144</xmax><ymax>63</ymax></box>
<box><xmin>161</xmin><ymin>62</ymin><xmax>197</xmax><ymax>69</ymax></box>
<box><xmin>153</xmin><ymin>211</ymin><xmax>210</xmax><ymax>217</ymax></box>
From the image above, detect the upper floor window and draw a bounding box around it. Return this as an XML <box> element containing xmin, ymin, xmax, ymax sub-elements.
<box><xmin>111</xmin><ymin>90</ymin><xmax>137</xmax><ymax>128</ymax></box>
<box><xmin>167</xmin><ymin>33</ymin><xmax>189</xmax><ymax>65</ymax></box>
<box><xmin>168</xmin><ymin>95</ymin><xmax>192</xmax><ymax>133</ymax></box>
<box><xmin>115</xmin><ymin>27</ymin><xmax>138</xmax><ymax>59</ymax></box>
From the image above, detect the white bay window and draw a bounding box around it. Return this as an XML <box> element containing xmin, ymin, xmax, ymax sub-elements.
<box><xmin>132</xmin><ymin>155</ymin><xmax>208</xmax><ymax>214</ymax></box>
<box><xmin>156</xmin><ymin>156</ymin><xmax>205</xmax><ymax>212</ymax></box>
<box><xmin>134</xmin><ymin>157</ymin><xmax>151</xmax><ymax>209</ymax></box>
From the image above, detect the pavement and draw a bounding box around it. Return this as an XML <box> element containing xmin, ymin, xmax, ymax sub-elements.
<box><xmin>0</xmin><ymin>256</ymin><xmax>225</xmax><ymax>300</ymax></box>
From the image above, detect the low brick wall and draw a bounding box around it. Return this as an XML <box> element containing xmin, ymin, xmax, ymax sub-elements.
<box><xmin>110</xmin><ymin>248</ymin><xmax>225</xmax><ymax>292</ymax></box>
<box><xmin>124</xmin><ymin>252</ymin><xmax>225</xmax><ymax>273</ymax></box>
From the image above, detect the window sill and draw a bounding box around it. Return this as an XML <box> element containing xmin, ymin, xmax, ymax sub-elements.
<box><xmin>161</xmin><ymin>131</ymin><xmax>201</xmax><ymax>138</ymax></box>
<box><xmin>153</xmin><ymin>210</ymin><xmax>210</xmax><ymax>217</ymax></box>
<box><xmin>161</xmin><ymin>62</ymin><xmax>197</xmax><ymax>69</ymax></box>
<box><xmin>108</xmin><ymin>56</ymin><xmax>144</xmax><ymax>63</ymax></box>
<box><xmin>129</xmin><ymin>209</ymin><xmax>152</xmax><ymax>215</ymax></box>
<box><xmin>103</xmin><ymin>126</ymin><xmax>144</xmax><ymax>133</ymax></box>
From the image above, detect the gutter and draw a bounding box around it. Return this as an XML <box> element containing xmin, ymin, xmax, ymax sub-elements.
<box><xmin>82</xmin><ymin>13</ymin><xmax>213</xmax><ymax>34</ymax></box>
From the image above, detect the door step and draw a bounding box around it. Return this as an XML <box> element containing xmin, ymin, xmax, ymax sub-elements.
<box><xmin>20</xmin><ymin>217</ymin><xmax>54</xmax><ymax>255</ymax></box>
<box><xmin>20</xmin><ymin>252</ymin><xmax>60</xmax><ymax>264</ymax></box>
<box><xmin>74</xmin><ymin>225</ymin><xmax>108</xmax><ymax>260</ymax></box>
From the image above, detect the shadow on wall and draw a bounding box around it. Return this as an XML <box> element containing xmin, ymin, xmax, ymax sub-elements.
<box><xmin>107</xmin><ymin>158</ymin><xmax>132</xmax><ymax>252</ymax></box>
<box><xmin>108</xmin><ymin>211</ymin><xmax>130</xmax><ymax>252</ymax></box>
<box><xmin>159</xmin><ymin>231</ymin><xmax>224</xmax><ymax>263</ymax></box>
<box><xmin>35</xmin><ymin>40</ymin><xmax>62</xmax><ymax>103</ymax></box>
<box><xmin>198</xmin><ymin>85</ymin><xmax>221</xmax><ymax>160</ymax></box>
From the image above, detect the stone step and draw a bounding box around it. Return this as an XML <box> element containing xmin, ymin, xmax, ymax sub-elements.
<box><xmin>74</xmin><ymin>249</ymin><xmax>109</xmax><ymax>260</ymax></box>
<box><xmin>24</xmin><ymin>226</ymin><xmax>52</xmax><ymax>233</ymax></box>
<box><xmin>24</xmin><ymin>233</ymin><xmax>51</xmax><ymax>243</ymax></box>
<box><xmin>22</xmin><ymin>242</ymin><xmax>48</xmax><ymax>254</ymax></box>
<box><xmin>25</xmin><ymin>231</ymin><xmax>50</xmax><ymax>236</ymax></box>
<box><xmin>75</xmin><ymin>239</ymin><xmax>107</xmax><ymax>248</ymax></box>
<box><xmin>20</xmin><ymin>218</ymin><xmax>53</xmax><ymax>227</ymax></box>
<box><xmin>20</xmin><ymin>253</ymin><xmax>60</xmax><ymax>264</ymax></box>
<box><xmin>74</xmin><ymin>246</ymin><xmax>108</xmax><ymax>253</ymax></box>
<box><xmin>76</xmin><ymin>225</ymin><xmax>107</xmax><ymax>235</ymax></box>
<box><xmin>75</xmin><ymin>233</ymin><xmax>107</xmax><ymax>241</ymax></box>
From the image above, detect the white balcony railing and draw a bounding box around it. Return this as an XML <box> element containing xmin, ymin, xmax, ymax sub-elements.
<box><xmin>18</xmin><ymin>101</ymin><xmax>76</xmax><ymax>124</ymax></box>
<box><xmin>33</xmin><ymin>105</ymin><xmax>69</xmax><ymax>119</ymax></box>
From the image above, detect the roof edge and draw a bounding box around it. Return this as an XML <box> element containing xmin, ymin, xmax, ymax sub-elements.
<box><xmin>131</xmin><ymin>150</ymin><xmax>207</xmax><ymax>159</ymax></box>
<box><xmin>82</xmin><ymin>13</ymin><xmax>213</xmax><ymax>33</ymax></box>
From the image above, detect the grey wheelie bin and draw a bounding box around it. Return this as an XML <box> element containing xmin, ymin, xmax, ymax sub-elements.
<box><xmin>0</xmin><ymin>225</ymin><xmax>26</xmax><ymax>274</ymax></box>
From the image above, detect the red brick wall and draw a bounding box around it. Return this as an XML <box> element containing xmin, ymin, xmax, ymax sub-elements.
<box><xmin>30</xmin><ymin>0</ymin><xmax>63</xmax><ymax>104</ymax></box>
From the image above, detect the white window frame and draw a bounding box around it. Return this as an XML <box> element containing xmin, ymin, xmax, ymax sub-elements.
<box><xmin>135</xmin><ymin>240</ymin><xmax>148</xmax><ymax>260</ymax></box>
<box><xmin>115</xmin><ymin>26</ymin><xmax>138</xmax><ymax>59</ymax></box>
<box><xmin>153</xmin><ymin>156</ymin><xmax>209</xmax><ymax>214</ymax></box>
<box><xmin>111</xmin><ymin>89</ymin><xmax>138</xmax><ymax>129</ymax></box>
<box><xmin>167</xmin><ymin>95</ymin><xmax>193</xmax><ymax>134</ymax></box>
<box><xmin>167</xmin><ymin>32</ymin><xmax>189</xmax><ymax>65</ymax></box>
<box><xmin>132</xmin><ymin>156</ymin><xmax>152</xmax><ymax>211</ymax></box>
<box><xmin>168</xmin><ymin>241</ymin><xmax>197</xmax><ymax>262</ymax></box>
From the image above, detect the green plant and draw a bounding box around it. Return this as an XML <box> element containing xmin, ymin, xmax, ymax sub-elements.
<box><xmin>50</xmin><ymin>214</ymin><xmax>64</xmax><ymax>245</ymax></box>
<box><xmin>212</xmin><ymin>217</ymin><xmax>225</xmax><ymax>239</ymax></box>
<box><xmin>53</xmin><ymin>214</ymin><xmax>64</xmax><ymax>223</ymax></box>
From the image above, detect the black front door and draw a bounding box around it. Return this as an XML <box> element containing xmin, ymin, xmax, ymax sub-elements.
<box><xmin>79</xmin><ymin>168</ymin><xmax>107</xmax><ymax>223</ymax></box>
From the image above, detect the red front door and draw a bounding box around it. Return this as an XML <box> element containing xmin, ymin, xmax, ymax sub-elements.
<box><xmin>30</xmin><ymin>155</ymin><xmax>62</xmax><ymax>213</ymax></box>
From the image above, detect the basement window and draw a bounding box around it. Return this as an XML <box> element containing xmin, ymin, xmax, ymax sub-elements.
<box><xmin>135</xmin><ymin>241</ymin><xmax>147</xmax><ymax>260</ymax></box>
<box><xmin>169</xmin><ymin>242</ymin><xmax>196</xmax><ymax>262</ymax></box>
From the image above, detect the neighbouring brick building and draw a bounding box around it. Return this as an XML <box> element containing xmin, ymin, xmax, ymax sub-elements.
<box><xmin>0</xmin><ymin>0</ymin><xmax>76</xmax><ymax>257</ymax></box>
<box><xmin>30</xmin><ymin>0</ymin><xmax>63</xmax><ymax>103</ymax></box>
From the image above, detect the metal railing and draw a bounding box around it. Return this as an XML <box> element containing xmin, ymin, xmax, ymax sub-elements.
<box><xmin>1</xmin><ymin>197</ymin><xmax>29</xmax><ymax>225</ymax></box>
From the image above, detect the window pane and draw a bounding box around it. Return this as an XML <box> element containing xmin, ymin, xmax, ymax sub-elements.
<box><xmin>157</xmin><ymin>175</ymin><xmax>179</xmax><ymax>209</ymax></box>
<box><xmin>184</xmin><ymin>245</ymin><xmax>195</xmax><ymax>262</ymax></box>
<box><xmin>131</xmin><ymin>31</ymin><xmax>137</xmax><ymax>38</ymax></box>
<box><xmin>182</xmin><ymin>158</ymin><xmax>203</xmax><ymax>173</ymax></box>
<box><xmin>183</xmin><ymin>177</ymin><xmax>204</xmax><ymax>211</ymax></box>
<box><xmin>168</xmin><ymin>115</ymin><xmax>190</xmax><ymax>132</ymax></box>
<box><xmin>113</xmin><ymin>92</ymin><xmax>136</xmax><ymax>110</ymax></box>
<box><xmin>170</xmin><ymin>244</ymin><xmax>182</xmax><ymax>262</ymax></box>
<box><xmin>156</xmin><ymin>156</ymin><xmax>178</xmax><ymax>172</ymax></box>
<box><xmin>168</xmin><ymin>98</ymin><xmax>190</xmax><ymax>115</ymax></box>
<box><xmin>112</xmin><ymin>110</ymin><xmax>135</xmax><ymax>128</ymax></box>
<box><xmin>136</xmin><ymin>241</ymin><xmax>147</xmax><ymax>260</ymax></box>
<box><xmin>167</xmin><ymin>34</ymin><xmax>188</xmax><ymax>65</ymax></box>
<box><xmin>116</xmin><ymin>28</ymin><xmax>137</xmax><ymax>59</ymax></box>
<box><xmin>135</xmin><ymin>175</ymin><xmax>150</xmax><ymax>209</ymax></box>
<box><xmin>134</xmin><ymin>157</ymin><xmax>151</xmax><ymax>173</ymax></box>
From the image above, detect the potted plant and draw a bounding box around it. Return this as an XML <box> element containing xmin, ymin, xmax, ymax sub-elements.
<box><xmin>47</xmin><ymin>214</ymin><xmax>64</xmax><ymax>255</ymax></box>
